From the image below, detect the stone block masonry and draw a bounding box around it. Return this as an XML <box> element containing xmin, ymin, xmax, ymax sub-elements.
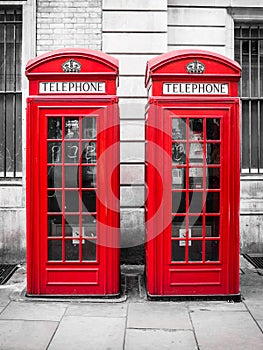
<box><xmin>37</xmin><ymin>0</ymin><xmax>102</xmax><ymax>55</ymax></box>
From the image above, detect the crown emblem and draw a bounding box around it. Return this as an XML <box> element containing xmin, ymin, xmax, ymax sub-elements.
<box><xmin>62</xmin><ymin>59</ymin><xmax>82</xmax><ymax>72</ymax></box>
<box><xmin>186</xmin><ymin>60</ymin><xmax>205</xmax><ymax>74</ymax></box>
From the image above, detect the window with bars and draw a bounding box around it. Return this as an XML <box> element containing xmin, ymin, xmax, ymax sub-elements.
<box><xmin>234</xmin><ymin>24</ymin><xmax>263</xmax><ymax>173</ymax></box>
<box><xmin>0</xmin><ymin>6</ymin><xmax>22</xmax><ymax>178</ymax></box>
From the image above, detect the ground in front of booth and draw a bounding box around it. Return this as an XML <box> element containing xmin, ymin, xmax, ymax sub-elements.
<box><xmin>0</xmin><ymin>258</ymin><xmax>262</xmax><ymax>350</ymax></box>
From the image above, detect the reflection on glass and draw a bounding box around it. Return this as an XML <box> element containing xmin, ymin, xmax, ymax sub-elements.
<box><xmin>65</xmin><ymin>190</ymin><xmax>79</xmax><ymax>212</ymax></box>
<box><xmin>48</xmin><ymin>166</ymin><xmax>62</xmax><ymax>188</ymax></box>
<box><xmin>65</xmin><ymin>166</ymin><xmax>78</xmax><ymax>188</ymax></box>
<box><xmin>171</xmin><ymin>240</ymin><xmax>185</xmax><ymax>262</ymax></box>
<box><xmin>172</xmin><ymin>168</ymin><xmax>185</xmax><ymax>189</ymax></box>
<box><xmin>64</xmin><ymin>141</ymin><xmax>79</xmax><ymax>163</ymax></box>
<box><xmin>48</xmin><ymin>215</ymin><xmax>62</xmax><ymax>237</ymax></box>
<box><xmin>190</xmin><ymin>118</ymin><xmax>203</xmax><ymax>140</ymax></box>
<box><xmin>65</xmin><ymin>118</ymin><xmax>79</xmax><ymax>139</ymax></box>
<box><xmin>48</xmin><ymin>190</ymin><xmax>62</xmax><ymax>212</ymax></box>
<box><xmin>82</xmin><ymin>166</ymin><xmax>96</xmax><ymax>188</ymax></box>
<box><xmin>48</xmin><ymin>240</ymin><xmax>62</xmax><ymax>261</ymax></box>
<box><xmin>82</xmin><ymin>142</ymin><xmax>96</xmax><ymax>164</ymax></box>
<box><xmin>189</xmin><ymin>192</ymin><xmax>204</xmax><ymax>213</ymax></box>
<box><xmin>82</xmin><ymin>190</ymin><xmax>96</xmax><ymax>213</ymax></box>
<box><xmin>189</xmin><ymin>167</ymin><xmax>203</xmax><ymax>189</ymax></box>
<box><xmin>206</xmin><ymin>240</ymin><xmax>219</xmax><ymax>261</ymax></box>
<box><xmin>206</xmin><ymin>217</ymin><xmax>220</xmax><ymax>237</ymax></box>
<box><xmin>206</xmin><ymin>192</ymin><xmax>220</xmax><ymax>213</ymax></box>
<box><xmin>48</xmin><ymin>118</ymin><xmax>62</xmax><ymax>139</ymax></box>
<box><xmin>207</xmin><ymin>143</ymin><xmax>220</xmax><ymax>164</ymax></box>
<box><xmin>172</xmin><ymin>142</ymin><xmax>186</xmax><ymax>164</ymax></box>
<box><xmin>207</xmin><ymin>119</ymin><xmax>220</xmax><ymax>140</ymax></box>
<box><xmin>188</xmin><ymin>240</ymin><xmax>202</xmax><ymax>261</ymax></box>
<box><xmin>172</xmin><ymin>216</ymin><xmax>185</xmax><ymax>237</ymax></box>
<box><xmin>83</xmin><ymin>215</ymin><xmax>96</xmax><ymax>237</ymax></box>
<box><xmin>172</xmin><ymin>118</ymin><xmax>186</xmax><ymax>140</ymax></box>
<box><xmin>83</xmin><ymin>240</ymin><xmax>97</xmax><ymax>261</ymax></box>
<box><xmin>48</xmin><ymin>142</ymin><xmax>62</xmax><ymax>163</ymax></box>
<box><xmin>208</xmin><ymin>168</ymin><xmax>220</xmax><ymax>189</ymax></box>
<box><xmin>172</xmin><ymin>192</ymin><xmax>186</xmax><ymax>213</ymax></box>
<box><xmin>65</xmin><ymin>240</ymin><xmax>79</xmax><ymax>261</ymax></box>
<box><xmin>83</xmin><ymin>117</ymin><xmax>96</xmax><ymax>139</ymax></box>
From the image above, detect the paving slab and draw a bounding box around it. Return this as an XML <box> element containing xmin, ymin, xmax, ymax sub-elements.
<box><xmin>0</xmin><ymin>287</ymin><xmax>12</xmax><ymax>307</ymax></box>
<box><xmin>243</xmin><ymin>300</ymin><xmax>263</xmax><ymax>321</ymax></box>
<box><xmin>0</xmin><ymin>301</ymin><xmax>67</xmax><ymax>321</ymax></box>
<box><xmin>187</xmin><ymin>300</ymin><xmax>246</xmax><ymax>312</ymax></box>
<box><xmin>0</xmin><ymin>319</ymin><xmax>58</xmax><ymax>350</ymax></box>
<box><xmin>191</xmin><ymin>309</ymin><xmax>263</xmax><ymax>350</ymax></box>
<box><xmin>66</xmin><ymin>302</ymin><xmax>127</xmax><ymax>317</ymax></box>
<box><xmin>48</xmin><ymin>316</ymin><xmax>126</xmax><ymax>350</ymax></box>
<box><xmin>125</xmin><ymin>329</ymin><xmax>197</xmax><ymax>350</ymax></box>
<box><xmin>127</xmin><ymin>302</ymin><xmax>192</xmax><ymax>330</ymax></box>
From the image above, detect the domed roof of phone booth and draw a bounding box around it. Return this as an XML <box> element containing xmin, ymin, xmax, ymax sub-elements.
<box><xmin>25</xmin><ymin>48</ymin><xmax>119</xmax><ymax>76</ymax></box>
<box><xmin>145</xmin><ymin>50</ymin><xmax>241</xmax><ymax>86</ymax></box>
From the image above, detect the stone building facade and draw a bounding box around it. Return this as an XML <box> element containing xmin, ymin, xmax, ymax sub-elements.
<box><xmin>0</xmin><ymin>0</ymin><xmax>263</xmax><ymax>263</ymax></box>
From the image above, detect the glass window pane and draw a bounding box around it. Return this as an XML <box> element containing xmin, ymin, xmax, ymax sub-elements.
<box><xmin>189</xmin><ymin>168</ymin><xmax>203</xmax><ymax>189</ymax></box>
<box><xmin>82</xmin><ymin>117</ymin><xmax>96</xmax><ymax>139</ymax></box>
<box><xmin>65</xmin><ymin>190</ymin><xmax>79</xmax><ymax>212</ymax></box>
<box><xmin>48</xmin><ymin>190</ymin><xmax>62</xmax><ymax>212</ymax></box>
<box><xmin>172</xmin><ymin>192</ymin><xmax>186</xmax><ymax>213</ymax></box>
<box><xmin>207</xmin><ymin>144</ymin><xmax>220</xmax><ymax>164</ymax></box>
<box><xmin>82</xmin><ymin>142</ymin><xmax>96</xmax><ymax>164</ymax></box>
<box><xmin>171</xmin><ymin>241</ymin><xmax>185</xmax><ymax>262</ymax></box>
<box><xmin>188</xmin><ymin>240</ymin><xmax>202</xmax><ymax>262</ymax></box>
<box><xmin>206</xmin><ymin>192</ymin><xmax>220</xmax><ymax>213</ymax></box>
<box><xmin>65</xmin><ymin>118</ymin><xmax>79</xmax><ymax>139</ymax></box>
<box><xmin>83</xmin><ymin>240</ymin><xmax>96</xmax><ymax>261</ymax></box>
<box><xmin>48</xmin><ymin>142</ymin><xmax>62</xmax><ymax>163</ymax></box>
<box><xmin>190</xmin><ymin>118</ymin><xmax>203</xmax><ymax>139</ymax></box>
<box><xmin>207</xmin><ymin>119</ymin><xmax>220</xmax><ymax>140</ymax></box>
<box><xmin>206</xmin><ymin>216</ymin><xmax>220</xmax><ymax>237</ymax></box>
<box><xmin>48</xmin><ymin>215</ymin><xmax>62</xmax><ymax>237</ymax></box>
<box><xmin>65</xmin><ymin>166</ymin><xmax>79</xmax><ymax>188</ymax></box>
<box><xmin>64</xmin><ymin>141</ymin><xmax>79</xmax><ymax>164</ymax></box>
<box><xmin>48</xmin><ymin>240</ymin><xmax>62</xmax><ymax>261</ymax></box>
<box><xmin>189</xmin><ymin>191</ymin><xmax>204</xmax><ymax>213</ymax></box>
<box><xmin>172</xmin><ymin>216</ymin><xmax>185</xmax><ymax>237</ymax></box>
<box><xmin>48</xmin><ymin>118</ymin><xmax>62</xmax><ymax>139</ymax></box>
<box><xmin>65</xmin><ymin>240</ymin><xmax>79</xmax><ymax>261</ymax></box>
<box><xmin>48</xmin><ymin>166</ymin><xmax>62</xmax><ymax>188</ymax></box>
<box><xmin>83</xmin><ymin>215</ymin><xmax>96</xmax><ymax>237</ymax></box>
<box><xmin>82</xmin><ymin>166</ymin><xmax>96</xmax><ymax>188</ymax></box>
<box><xmin>206</xmin><ymin>241</ymin><xmax>219</xmax><ymax>261</ymax></box>
<box><xmin>172</xmin><ymin>118</ymin><xmax>186</xmax><ymax>140</ymax></box>
<box><xmin>207</xmin><ymin>168</ymin><xmax>220</xmax><ymax>189</ymax></box>
<box><xmin>82</xmin><ymin>190</ymin><xmax>96</xmax><ymax>213</ymax></box>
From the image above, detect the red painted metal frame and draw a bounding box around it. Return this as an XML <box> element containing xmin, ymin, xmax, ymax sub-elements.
<box><xmin>26</xmin><ymin>49</ymin><xmax>119</xmax><ymax>296</ymax></box>
<box><xmin>145</xmin><ymin>50</ymin><xmax>241</xmax><ymax>296</ymax></box>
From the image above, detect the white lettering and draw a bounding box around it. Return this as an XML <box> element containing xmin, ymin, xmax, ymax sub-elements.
<box><xmin>163</xmin><ymin>82</ymin><xmax>229</xmax><ymax>95</ymax></box>
<box><xmin>39</xmin><ymin>81</ymin><xmax>106</xmax><ymax>94</ymax></box>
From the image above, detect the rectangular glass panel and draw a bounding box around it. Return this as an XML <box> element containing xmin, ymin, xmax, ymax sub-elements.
<box><xmin>206</xmin><ymin>192</ymin><xmax>220</xmax><ymax>213</ymax></box>
<box><xmin>48</xmin><ymin>240</ymin><xmax>62</xmax><ymax>261</ymax></box>
<box><xmin>172</xmin><ymin>168</ymin><xmax>185</xmax><ymax>189</ymax></box>
<box><xmin>188</xmin><ymin>240</ymin><xmax>202</xmax><ymax>262</ymax></box>
<box><xmin>48</xmin><ymin>118</ymin><xmax>62</xmax><ymax>139</ymax></box>
<box><xmin>207</xmin><ymin>119</ymin><xmax>220</xmax><ymax>140</ymax></box>
<box><xmin>48</xmin><ymin>215</ymin><xmax>62</xmax><ymax>237</ymax></box>
<box><xmin>207</xmin><ymin>168</ymin><xmax>220</xmax><ymax>189</ymax></box>
<box><xmin>48</xmin><ymin>142</ymin><xmax>62</xmax><ymax>163</ymax></box>
<box><xmin>190</xmin><ymin>118</ymin><xmax>203</xmax><ymax>140</ymax></box>
<box><xmin>64</xmin><ymin>216</ymin><xmax>79</xmax><ymax>236</ymax></box>
<box><xmin>189</xmin><ymin>167</ymin><xmax>203</xmax><ymax>189</ymax></box>
<box><xmin>82</xmin><ymin>240</ymin><xmax>96</xmax><ymax>261</ymax></box>
<box><xmin>65</xmin><ymin>240</ymin><xmax>79</xmax><ymax>261</ymax></box>
<box><xmin>82</xmin><ymin>190</ymin><xmax>96</xmax><ymax>213</ymax></box>
<box><xmin>206</xmin><ymin>241</ymin><xmax>219</xmax><ymax>261</ymax></box>
<box><xmin>65</xmin><ymin>118</ymin><xmax>79</xmax><ymax>139</ymax></box>
<box><xmin>189</xmin><ymin>192</ymin><xmax>204</xmax><ymax>213</ymax></box>
<box><xmin>82</xmin><ymin>142</ymin><xmax>96</xmax><ymax>164</ymax></box>
<box><xmin>206</xmin><ymin>217</ymin><xmax>220</xmax><ymax>237</ymax></box>
<box><xmin>65</xmin><ymin>166</ymin><xmax>79</xmax><ymax>188</ymax></box>
<box><xmin>172</xmin><ymin>216</ymin><xmax>185</xmax><ymax>237</ymax></box>
<box><xmin>171</xmin><ymin>240</ymin><xmax>185</xmax><ymax>262</ymax></box>
<box><xmin>82</xmin><ymin>166</ymin><xmax>96</xmax><ymax>188</ymax></box>
<box><xmin>65</xmin><ymin>190</ymin><xmax>79</xmax><ymax>212</ymax></box>
<box><xmin>83</xmin><ymin>215</ymin><xmax>96</xmax><ymax>237</ymax></box>
<box><xmin>207</xmin><ymin>143</ymin><xmax>220</xmax><ymax>164</ymax></box>
<box><xmin>172</xmin><ymin>192</ymin><xmax>186</xmax><ymax>213</ymax></box>
<box><xmin>172</xmin><ymin>118</ymin><xmax>186</xmax><ymax>140</ymax></box>
<box><xmin>48</xmin><ymin>190</ymin><xmax>62</xmax><ymax>212</ymax></box>
<box><xmin>82</xmin><ymin>117</ymin><xmax>96</xmax><ymax>139</ymax></box>
<box><xmin>48</xmin><ymin>166</ymin><xmax>62</xmax><ymax>188</ymax></box>
<box><xmin>172</xmin><ymin>142</ymin><xmax>186</xmax><ymax>165</ymax></box>
<box><xmin>64</xmin><ymin>141</ymin><xmax>79</xmax><ymax>163</ymax></box>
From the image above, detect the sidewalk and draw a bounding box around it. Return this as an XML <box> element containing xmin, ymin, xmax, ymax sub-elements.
<box><xmin>0</xmin><ymin>257</ymin><xmax>262</xmax><ymax>350</ymax></box>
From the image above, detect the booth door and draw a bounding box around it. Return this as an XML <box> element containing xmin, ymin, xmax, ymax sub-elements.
<box><xmin>163</xmin><ymin>108</ymin><xmax>231</xmax><ymax>295</ymax></box>
<box><xmin>38</xmin><ymin>107</ymin><xmax>115</xmax><ymax>295</ymax></box>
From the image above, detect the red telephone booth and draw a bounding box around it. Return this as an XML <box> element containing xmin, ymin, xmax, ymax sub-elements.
<box><xmin>26</xmin><ymin>49</ymin><xmax>119</xmax><ymax>296</ymax></box>
<box><xmin>145</xmin><ymin>50</ymin><xmax>241</xmax><ymax>297</ymax></box>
